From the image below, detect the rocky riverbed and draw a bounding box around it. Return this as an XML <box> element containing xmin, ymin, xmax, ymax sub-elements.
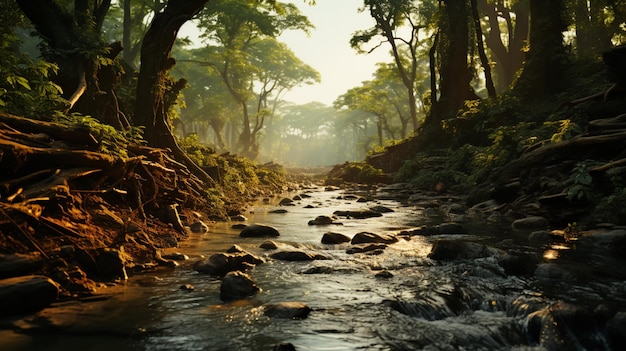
<box><xmin>1</xmin><ymin>184</ymin><xmax>626</xmax><ymax>350</ymax></box>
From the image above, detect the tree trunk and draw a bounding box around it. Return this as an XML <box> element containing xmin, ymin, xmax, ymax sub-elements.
<box><xmin>424</xmin><ymin>0</ymin><xmax>473</xmax><ymax>144</ymax></box>
<box><xmin>513</xmin><ymin>0</ymin><xmax>569</xmax><ymax>101</ymax></box>
<box><xmin>471</xmin><ymin>0</ymin><xmax>496</xmax><ymax>98</ymax></box>
<box><xmin>134</xmin><ymin>0</ymin><xmax>214</xmax><ymax>185</ymax></box>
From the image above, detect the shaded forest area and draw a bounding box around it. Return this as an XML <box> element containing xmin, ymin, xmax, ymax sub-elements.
<box><xmin>1</xmin><ymin>0</ymin><xmax>626</xmax><ymax>313</ymax></box>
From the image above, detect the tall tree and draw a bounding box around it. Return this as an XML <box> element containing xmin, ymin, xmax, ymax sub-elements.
<box><xmin>15</xmin><ymin>0</ymin><xmax>129</xmax><ymax>128</ymax></box>
<box><xmin>426</xmin><ymin>0</ymin><xmax>476</xmax><ymax>142</ymax></box>
<box><xmin>133</xmin><ymin>0</ymin><xmax>214</xmax><ymax>183</ymax></box>
<box><xmin>513</xmin><ymin>0</ymin><xmax>569</xmax><ymax>101</ymax></box>
<box><xmin>352</xmin><ymin>0</ymin><xmax>436</xmax><ymax>132</ymax></box>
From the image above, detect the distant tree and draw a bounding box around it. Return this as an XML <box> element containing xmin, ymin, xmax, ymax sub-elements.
<box><xmin>194</xmin><ymin>0</ymin><xmax>314</xmax><ymax>159</ymax></box>
<box><xmin>352</xmin><ymin>0</ymin><xmax>436</xmax><ymax>132</ymax></box>
<box><xmin>478</xmin><ymin>0</ymin><xmax>529</xmax><ymax>91</ymax></box>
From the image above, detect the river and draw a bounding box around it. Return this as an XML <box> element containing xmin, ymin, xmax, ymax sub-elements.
<box><xmin>1</xmin><ymin>185</ymin><xmax>625</xmax><ymax>350</ymax></box>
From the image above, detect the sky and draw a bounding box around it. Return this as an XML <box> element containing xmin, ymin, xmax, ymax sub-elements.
<box><xmin>278</xmin><ymin>0</ymin><xmax>392</xmax><ymax>105</ymax></box>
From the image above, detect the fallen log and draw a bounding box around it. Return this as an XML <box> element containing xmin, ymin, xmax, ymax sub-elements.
<box><xmin>496</xmin><ymin>131</ymin><xmax>626</xmax><ymax>183</ymax></box>
<box><xmin>0</xmin><ymin>112</ymin><xmax>98</xmax><ymax>147</ymax></box>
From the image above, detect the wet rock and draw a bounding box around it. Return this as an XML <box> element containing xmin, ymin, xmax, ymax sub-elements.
<box><xmin>180</xmin><ymin>284</ymin><xmax>195</xmax><ymax>292</ymax></box>
<box><xmin>270</xmin><ymin>250</ymin><xmax>329</xmax><ymax>261</ymax></box>
<box><xmin>0</xmin><ymin>253</ymin><xmax>43</xmax><ymax>279</ymax></box>
<box><xmin>534</xmin><ymin>263</ymin><xmax>575</xmax><ymax>283</ymax></box>
<box><xmin>435</xmin><ymin>222</ymin><xmax>469</xmax><ymax>235</ymax></box>
<box><xmin>307</xmin><ymin>215</ymin><xmax>341</xmax><ymax>226</ymax></box>
<box><xmin>220</xmin><ymin>271</ymin><xmax>260</xmax><ymax>302</ymax></box>
<box><xmin>273</xmin><ymin>343</ymin><xmax>296</xmax><ymax>351</ymax></box>
<box><xmin>528</xmin><ymin>230</ymin><xmax>564</xmax><ymax>244</ymax></box>
<box><xmin>161</xmin><ymin>252</ymin><xmax>189</xmax><ymax>261</ymax></box>
<box><xmin>497</xmin><ymin>250</ymin><xmax>540</xmax><ymax>276</ymax></box>
<box><xmin>231</xmin><ymin>223</ymin><xmax>247</xmax><ymax>229</ymax></box>
<box><xmin>270</xmin><ymin>209</ymin><xmax>289</xmax><ymax>214</ymax></box>
<box><xmin>189</xmin><ymin>221</ymin><xmax>209</xmax><ymax>233</ymax></box>
<box><xmin>263</xmin><ymin>302</ymin><xmax>311</xmax><ymax>319</ymax></box>
<box><xmin>193</xmin><ymin>252</ymin><xmax>264</xmax><ymax>276</ymax></box>
<box><xmin>239</xmin><ymin>224</ymin><xmax>280</xmax><ymax>238</ymax></box>
<box><xmin>259</xmin><ymin>240</ymin><xmax>279</xmax><ymax>250</ymax></box>
<box><xmin>585</xmin><ymin>229</ymin><xmax>626</xmax><ymax>255</ymax></box>
<box><xmin>512</xmin><ymin>216</ymin><xmax>550</xmax><ymax>231</ymax></box>
<box><xmin>300</xmin><ymin>265</ymin><xmax>334</xmax><ymax>274</ymax></box>
<box><xmin>428</xmin><ymin>240</ymin><xmax>500</xmax><ymax>260</ymax></box>
<box><xmin>231</xmin><ymin>214</ymin><xmax>247</xmax><ymax>221</ymax></box>
<box><xmin>350</xmin><ymin>232</ymin><xmax>398</xmax><ymax>245</ymax></box>
<box><xmin>0</xmin><ymin>275</ymin><xmax>59</xmax><ymax>316</ymax></box>
<box><xmin>333</xmin><ymin>209</ymin><xmax>383</xmax><ymax>219</ymax></box>
<box><xmin>375</xmin><ymin>270</ymin><xmax>394</xmax><ymax>278</ymax></box>
<box><xmin>226</xmin><ymin>245</ymin><xmax>246</xmax><ymax>253</ymax></box>
<box><xmin>608</xmin><ymin>311</ymin><xmax>626</xmax><ymax>349</ymax></box>
<box><xmin>321</xmin><ymin>232</ymin><xmax>351</xmax><ymax>244</ymax></box>
<box><xmin>94</xmin><ymin>247</ymin><xmax>128</xmax><ymax>281</ymax></box>
<box><xmin>526</xmin><ymin>301</ymin><xmax>613</xmax><ymax>350</ymax></box>
<box><xmin>369</xmin><ymin>205</ymin><xmax>394</xmax><ymax>213</ymax></box>
<box><xmin>346</xmin><ymin>243</ymin><xmax>387</xmax><ymax>254</ymax></box>
<box><xmin>279</xmin><ymin>198</ymin><xmax>295</xmax><ymax>206</ymax></box>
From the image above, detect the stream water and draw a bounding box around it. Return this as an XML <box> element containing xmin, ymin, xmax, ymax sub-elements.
<box><xmin>1</xmin><ymin>186</ymin><xmax>625</xmax><ymax>350</ymax></box>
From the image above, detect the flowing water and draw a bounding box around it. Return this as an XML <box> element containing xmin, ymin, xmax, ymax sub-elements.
<box><xmin>1</xmin><ymin>186</ymin><xmax>625</xmax><ymax>350</ymax></box>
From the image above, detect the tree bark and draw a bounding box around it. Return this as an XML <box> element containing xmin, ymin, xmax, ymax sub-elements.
<box><xmin>513</xmin><ymin>0</ymin><xmax>569</xmax><ymax>101</ymax></box>
<box><xmin>134</xmin><ymin>0</ymin><xmax>214</xmax><ymax>185</ymax></box>
<box><xmin>471</xmin><ymin>0</ymin><xmax>496</xmax><ymax>98</ymax></box>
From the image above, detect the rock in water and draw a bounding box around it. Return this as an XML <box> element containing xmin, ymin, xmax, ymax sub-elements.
<box><xmin>263</xmin><ymin>302</ymin><xmax>311</xmax><ymax>319</ymax></box>
<box><xmin>321</xmin><ymin>232</ymin><xmax>351</xmax><ymax>244</ymax></box>
<box><xmin>193</xmin><ymin>252</ymin><xmax>264</xmax><ymax>276</ymax></box>
<box><xmin>0</xmin><ymin>275</ymin><xmax>59</xmax><ymax>316</ymax></box>
<box><xmin>350</xmin><ymin>232</ymin><xmax>398</xmax><ymax>245</ymax></box>
<box><xmin>239</xmin><ymin>224</ymin><xmax>280</xmax><ymax>238</ymax></box>
<box><xmin>220</xmin><ymin>271</ymin><xmax>260</xmax><ymax>301</ymax></box>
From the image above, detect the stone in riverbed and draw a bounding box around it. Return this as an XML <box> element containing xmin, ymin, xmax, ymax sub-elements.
<box><xmin>346</xmin><ymin>243</ymin><xmax>387</xmax><ymax>254</ymax></box>
<box><xmin>190</xmin><ymin>221</ymin><xmax>209</xmax><ymax>233</ymax></box>
<box><xmin>263</xmin><ymin>301</ymin><xmax>311</xmax><ymax>319</ymax></box>
<box><xmin>220</xmin><ymin>271</ymin><xmax>260</xmax><ymax>302</ymax></box>
<box><xmin>512</xmin><ymin>216</ymin><xmax>550</xmax><ymax>231</ymax></box>
<box><xmin>273</xmin><ymin>343</ymin><xmax>297</xmax><ymax>351</ymax></box>
<box><xmin>428</xmin><ymin>240</ymin><xmax>500</xmax><ymax>260</ymax></box>
<box><xmin>0</xmin><ymin>275</ymin><xmax>59</xmax><ymax>316</ymax></box>
<box><xmin>350</xmin><ymin>232</ymin><xmax>398</xmax><ymax>245</ymax></box>
<box><xmin>193</xmin><ymin>252</ymin><xmax>264</xmax><ymax>276</ymax></box>
<box><xmin>333</xmin><ymin>209</ymin><xmax>383</xmax><ymax>219</ymax></box>
<box><xmin>239</xmin><ymin>224</ymin><xmax>280</xmax><ymax>238</ymax></box>
<box><xmin>0</xmin><ymin>253</ymin><xmax>43</xmax><ymax>279</ymax></box>
<box><xmin>321</xmin><ymin>232</ymin><xmax>351</xmax><ymax>244</ymax></box>
<box><xmin>270</xmin><ymin>250</ymin><xmax>329</xmax><ymax>261</ymax></box>
<box><xmin>307</xmin><ymin>215</ymin><xmax>342</xmax><ymax>226</ymax></box>
<box><xmin>259</xmin><ymin>240</ymin><xmax>279</xmax><ymax>250</ymax></box>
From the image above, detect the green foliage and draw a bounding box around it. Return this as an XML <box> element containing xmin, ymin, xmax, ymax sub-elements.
<box><xmin>395</xmin><ymin>146</ymin><xmax>476</xmax><ymax>192</ymax></box>
<box><xmin>567</xmin><ymin>161</ymin><xmax>596</xmax><ymax>202</ymax></box>
<box><xmin>327</xmin><ymin>162</ymin><xmax>384</xmax><ymax>184</ymax></box>
<box><xmin>54</xmin><ymin>113</ymin><xmax>145</xmax><ymax>157</ymax></box>
<box><xmin>0</xmin><ymin>49</ymin><xmax>68</xmax><ymax>117</ymax></box>
<box><xmin>549</xmin><ymin>119</ymin><xmax>581</xmax><ymax>143</ymax></box>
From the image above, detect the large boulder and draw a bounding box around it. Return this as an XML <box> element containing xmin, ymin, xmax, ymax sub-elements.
<box><xmin>428</xmin><ymin>240</ymin><xmax>500</xmax><ymax>261</ymax></box>
<box><xmin>263</xmin><ymin>301</ymin><xmax>311</xmax><ymax>319</ymax></box>
<box><xmin>0</xmin><ymin>275</ymin><xmax>59</xmax><ymax>316</ymax></box>
<box><xmin>350</xmin><ymin>232</ymin><xmax>398</xmax><ymax>245</ymax></box>
<box><xmin>220</xmin><ymin>271</ymin><xmax>260</xmax><ymax>302</ymax></box>
<box><xmin>270</xmin><ymin>250</ymin><xmax>329</xmax><ymax>261</ymax></box>
<box><xmin>0</xmin><ymin>253</ymin><xmax>43</xmax><ymax>279</ymax></box>
<box><xmin>193</xmin><ymin>252</ymin><xmax>264</xmax><ymax>276</ymax></box>
<box><xmin>512</xmin><ymin>216</ymin><xmax>550</xmax><ymax>231</ymax></box>
<box><xmin>321</xmin><ymin>232</ymin><xmax>351</xmax><ymax>244</ymax></box>
<box><xmin>239</xmin><ymin>224</ymin><xmax>280</xmax><ymax>238</ymax></box>
<box><xmin>497</xmin><ymin>250</ymin><xmax>540</xmax><ymax>276</ymax></box>
<box><xmin>308</xmin><ymin>215</ymin><xmax>342</xmax><ymax>226</ymax></box>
